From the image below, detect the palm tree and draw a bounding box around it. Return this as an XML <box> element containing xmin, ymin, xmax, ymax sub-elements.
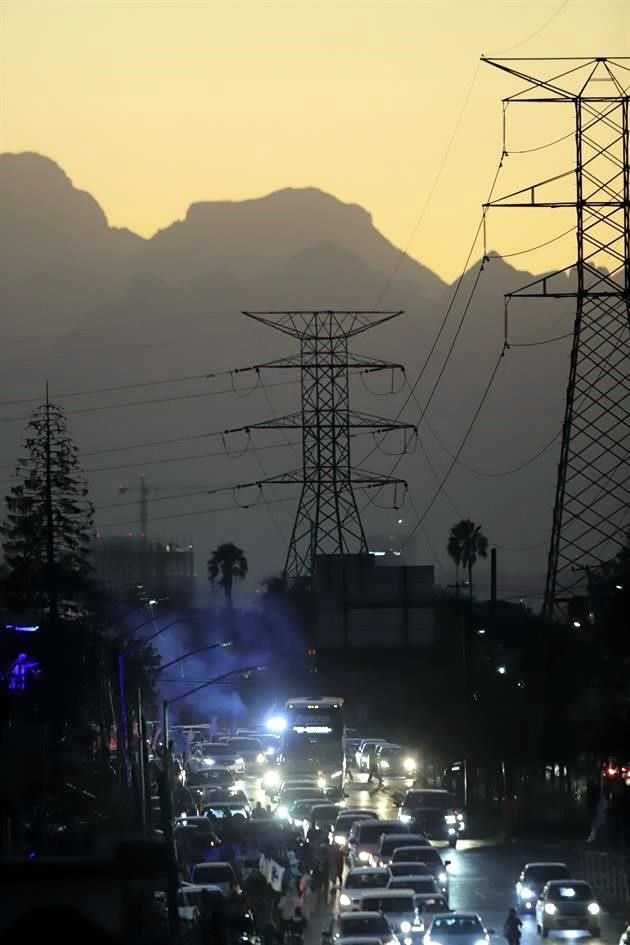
<box><xmin>207</xmin><ymin>542</ymin><xmax>248</xmax><ymax>605</ymax></box>
<box><xmin>446</xmin><ymin>519</ymin><xmax>488</xmax><ymax>600</ymax></box>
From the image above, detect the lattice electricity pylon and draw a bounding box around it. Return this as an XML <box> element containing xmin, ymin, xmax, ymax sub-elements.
<box><xmin>242</xmin><ymin>311</ymin><xmax>415</xmax><ymax>580</ymax></box>
<box><xmin>483</xmin><ymin>57</ymin><xmax>630</xmax><ymax>621</ymax></box>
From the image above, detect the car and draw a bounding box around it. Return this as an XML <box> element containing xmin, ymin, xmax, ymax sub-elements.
<box><xmin>303</xmin><ymin>802</ymin><xmax>345</xmax><ymax>838</ymax></box>
<box><xmin>325</xmin><ymin>911</ymin><xmax>396</xmax><ymax>945</ymax></box>
<box><xmin>202</xmin><ymin>801</ymin><xmax>251</xmax><ymax>823</ymax></box>
<box><xmin>191</xmin><ymin>741</ymin><xmax>245</xmax><ymax>774</ymax></box>
<box><xmin>373</xmin><ymin>834</ymin><xmax>430</xmax><ymax>867</ymax></box>
<box><xmin>275</xmin><ymin>787</ymin><xmax>327</xmax><ymax>820</ymax></box>
<box><xmin>186</xmin><ymin>766</ymin><xmax>237</xmax><ymax>799</ymax></box>
<box><xmin>515</xmin><ymin>862</ymin><xmax>572</xmax><ymax>913</ymax></box>
<box><xmin>348</xmin><ymin>820</ymin><xmax>411</xmax><ymax>869</ymax></box>
<box><xmin>398</xmin><ymin>790</ymin><xmax>465</xmax><ymax>848</ymax></box>
<box><xmin>339</xmin><ymin>868</ymin><xmax>392</xmax><ymax>910</ymax></box>
<box><xmin>396</xmin><ymin>848</ymin><xmax>450</xmax><ymax>899</ymax></box>
<box><xmin>535</xmin><ymin>880</ymin><xmax>601</xmax><ymax>937</ymax></box>
<box><xmin>389</xmin><ymin>876</ymin><xmax>441</xmax><ymax>897</ymax></box>
<box><xmin>376</xmin><ymin>744</ymin><xmax>419</xmax><ymax>779</ymax></box>
<box><xmin>332</xmin><ymin>810</ymin><xmax>379</xmax><ymax>847</ymax></box>
<box><xmin>190</xmin><ymin>861</ymin><xmax>239</xmax><ymax>895</ymax></box>
<box><xmin>357</xmin><ymin>740</ymin><xmax>390</xmax><ymax>771</ymax></box>
<box><xmin>227</xmin><ymin>736</ymin><xmax>268</xmax><ymax>770</ymax></box>
<box><xmin>619</xmin><ymin>922</ymin><xmax>630</xmax><ymax>945</ymax></box>
<box><xmin>414</xmin><ymin>895</ymin><xmax>451</xmax><ymax>924</ymax></box>
<box><xmin>334</xmin><ymin>938</ymin><xmax>393</xmax><ymax>945</ymax></box>
<box><xmin>389</xmin><ymin>863</ymin><xmax>433</xmax><ymax>879</ymax></box>
<box><xmin>286</xmin><ymin>797</ymin><xmax>327</xmax><ymax>829</ymax></box>
<box><xmin>354</xmin><ymin>889</ymin><xmax>421</xmax><ymax>943</ymax></box>
<box><xmin>177</xmin><ymin>883</ymin><xmax>223</xmax><ymax>919</ymax></box>
<box><xmin>423</xmin><ymin>912</ymin><xmax>491</xmax><ymax>945</ymax></box>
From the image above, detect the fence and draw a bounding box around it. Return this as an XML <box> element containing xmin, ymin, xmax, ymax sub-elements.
<box><xmin>581</xmin><ymin>850</ymin><xmax>630</xmax><ymax>907</ymax></box>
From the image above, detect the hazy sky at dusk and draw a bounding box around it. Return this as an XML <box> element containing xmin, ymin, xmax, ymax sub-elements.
<box><xmin>2</xmin><ymin>0</ymin><xmax>627</xmax><ymax>281</ymax></box>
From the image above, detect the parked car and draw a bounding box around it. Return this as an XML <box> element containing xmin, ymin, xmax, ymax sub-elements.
<box><xmin>515</xmin><ymin>862</ymin><xmax>571</xmax><ymax>913</ymax></box>
<box><xmin>535</xmin><ymin>880</ymin><xmax>601</xmax><ymax>937</ymax></box>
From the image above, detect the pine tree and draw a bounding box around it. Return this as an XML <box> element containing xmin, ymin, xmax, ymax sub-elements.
<box><xmin>1</xmin><ymin>399</ymin><xmax>94</xmax><ymax>620</ymax></box>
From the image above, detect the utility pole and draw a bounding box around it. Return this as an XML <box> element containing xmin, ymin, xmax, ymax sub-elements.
<box><xmin>242</xmin><ymin>311</ymin><xmax>414</xmax><ymax>579</ymax></box>
<box><xmin>483</xmin><ymin>57</ymin><xmax>630</xmax><ymax>621</ymax></box>
<box><xmin>44</xmin><ymin>382</ymin><xmax>59</xmax><ymax>630</ymax></box>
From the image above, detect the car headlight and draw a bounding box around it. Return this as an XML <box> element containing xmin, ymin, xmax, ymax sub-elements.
<box><xmin>403</xmin><ymin>758</ymin><xmax>417</xmax><ymax>772</ymax></box>
<box><xmin>276</xmin><ymin>806</ymin><xmax>289</xmax><ymax>819</ymax></box>
<box><xmin>400</xmin><ymin>921</ymin><xmax>412</xmax><ymax>934</ymax></box>
<box><xmin>235</xmin><ymin>756</ymin><xmax>244</xmax><ymax>766</ymax></box>
<box><xmin>456</xmin><ymin>813</ymin><xmax>464</xmax><ymax>821</ymax></box>
<box><xmin>448</xmin><ymin>827</ymin><xmax>457</xmax><ymax>835</ymax></box>
<box><xmin>317</xmin><ymin>777</ymin><xmax>327</xmax><ymax>789</ymax></box>
<box><xmin>335</xmin><ymin>834</ymin><xmax>346</xmax><ymax>846</ymax></box>
<box><xmin>400</xmin><ymin>813</ymin><xmax>412</xmax><ymax>824</ymax></box>
<box><xmin>445</xmin><ymin>814</ymin><xmax>457</xmax><ymax>825</ymax></box>
<box><xmin>587</xmin><ymin>903</ymin><xmax>600</xmax><ymax>916</ymax></box>
<box><xmin>263</xmin><ymin>770</ymin><xmax>280</xmax><ymax>789</ymax></box>
<box><xmin>381</xmin><ymin>760</ymin><xmax>390</xmax><ymax>770</ymax></box>
<box><xmin>520</xmin><ymin>887</ymin><xmax>534</xmax><ymax>900</ymax></box>
<box><xmin>474</xmin><ymin>939</ymin><xmax>489</xmax><ymax>945</ymax></box>
<box><xmin>438</xmin><ymin>872</ymin><xmax>448</xmax><ymax>884</ymax></box>
<box><xmin>203</xmin><ymin>758</ymin><xmax>215</xmax><ymax>766</ymax></box>
<box><xmin>359</xmin><ymin>850</ymin><xmax>370</xmax><ymax>862</ymax></box>
<box><xmin>405</xmin><ymin>938</ymin><xmax>413</xmax><ymax>945</ymax></box>
<box><xmin>265</xmin><ymin>747</ymin><xmax>275</xmax><ymax>756</ymax></box>
<box><xmin>339</xmin><ymin>894</ymin><xmax>351</xmax><ymax>907</ymax></box>
<box><xmin>544</xmin><ymin>903</ymin><xmax>557</xmax><ymax>916</ymax></box>
<box><xmin>256</xmin><ymin>753</ymin><xmax>266</xmax><ymax>764</ymax></box>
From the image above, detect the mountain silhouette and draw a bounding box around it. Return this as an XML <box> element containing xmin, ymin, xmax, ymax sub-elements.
<box><xmin>0</xmin><ymin>152</ymin><xmax>576</xmax><ymax>599</ymax></box>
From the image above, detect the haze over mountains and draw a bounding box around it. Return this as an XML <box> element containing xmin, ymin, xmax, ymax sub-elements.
<box><xmin>0</xmin><ymin>152</ymin><xmax>576</xmax><ymax>601</ymax></box>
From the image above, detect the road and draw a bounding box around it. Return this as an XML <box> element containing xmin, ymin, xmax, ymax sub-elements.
<box><xmin>249</xmin><ymin>775</ymin><xmax>626</xmax><ymax>945</ymax></box>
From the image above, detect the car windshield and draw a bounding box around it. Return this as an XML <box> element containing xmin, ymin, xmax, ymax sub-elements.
<box><xmin>337</xmin><ymin>814</ymin><xmax>376</xmax><ymax>829</ymax></box>
<box><xmin>431</xmin><ymin>917</ymin><xmax>483</xmax><ymax>934</ymax></box>
<box><xmin>205</xmin><ymin>806</ymin><xmax>247</xmax><ymax>819</ymax></box>
<box><xmin>310</xmin><ymin>805</ymin><xmax>340</xmax><ymax>823</ymax></box>
<box><xmin>393</xmin><ymin>847</ymin><xmax>431</xmax><ymax>861</ymax></box>
<box><xmin>407</xmin><ymin>849</ymin><xmax>442</xmax><ymax>866</ymax></box>
<box><xmin>340</xmin><ymin>916</ymin><xmax>390</xmax><ymax>936</ymax></box>
<box><xmin>361</xmin><ymin>896</ymin><xmax>414</xmax><ymax>913</ymax></box>
<box><xmin>229</xmin><ymin>738</ymin><xmax>263</xmax><ymax>750</ymax></box>
<box><xmin>202</xmin><ymin>744</ymin><xmax>235</xmax><ymax>757</ymax></box>
<box><xmin>292</xmin><ymin>800</ymin><xmax>322</xmax><ymax>816</ymax></box>
<box><xmin>525</xmin><ymin>866</ymin><xmax>571</xmax><ymax>883</ymax></box>
<box><xmin>189</xmin><ymin>769</ymin><xmax>234</xmax><ymax>785</ymax></box>
<box><xmin>405</xmin><ymin>792</ymin><xmax>455</xmax><ymax>810</ymax></box>
<box><xmin>393</xmin><ymin>879</ymin><xmax>438</xmax><ymax>893</ymax></box>
<box><xmin>345</xmin><ymin>873</ymin><xmax>389</xmax><ymax>889</ymax></box>
<box><xmin>192</xmin><ymin>865</ymin><xmax>234</xmax><ymax>884</ymax></box>
<box><xmin>389</xmin><ymin>864</ymin><xmax>430</xmax><ymax>877</ymax></box>
<box><xmin>282</xmin><ymin>788</ymin><xmax>326</xmax><ymax>802</ymax></box>
<box><xmin>357</xmin><ymin>823</ymin><xmax>407</xmax><ymax>843</ymax></box>
<box><xmin>547</xmin><ymin>884</ymin><xmax>592</xmax><ymax>902</ymax></box>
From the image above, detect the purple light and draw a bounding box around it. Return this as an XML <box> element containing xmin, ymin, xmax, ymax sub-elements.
<box><xmin>5</xmin><ymin>624</ymin><xmax>40</xmax><ymax>633</ymax></box>
<box><xmin>9</xmin><ymin>653</ymin><xmax>40</xmax><ymax>691</ymax></box>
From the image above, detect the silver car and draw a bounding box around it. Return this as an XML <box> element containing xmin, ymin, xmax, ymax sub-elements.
<box><xmin>354</xmin><ymin>890</ymin><xmax>421</xmax><ymax>943</ymax></box>
<box><xmin>340</xmin><ymin>868</ymin><xmax>391</xmax><ymax>910</ymax></box>
<box><xmin>423</xmin><ymin>912</ymin><xmax>491</xmax><ymax>945</ymax></box>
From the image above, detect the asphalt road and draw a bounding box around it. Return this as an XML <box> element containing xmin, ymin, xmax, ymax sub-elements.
<box><xmin>277</xmin><ymin>776</ymin><xmax>627</xmax><ymax>945</ymax></box>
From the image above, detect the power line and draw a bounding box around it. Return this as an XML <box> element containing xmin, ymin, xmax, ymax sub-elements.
<box><xmin>375</xmin><ymin>59</ymin><xmax>481</xmax><ymax>306</ymax></box>
<box><xmin>401</xmin><ymin>349</ymin><xmax>505</xmax><ymax>548</ymax></box>
<box><xmin>425</xmin><ymin>421</ymin><xmax>560</xmax><ymax>479</ymax></box>
<box><xmin>486</xmin><ymin>225</ymin><xmax>574</xmax><ymax>260</ymax></box>
<box><xmin>95</xmin><ymin>494</ymin><xmax>297</xmax><ymax>530</ymax></box>
<box><xmin>492</xmin><ymin>0</ymin><xmax>571</xmax><ymax>55</ymax></box>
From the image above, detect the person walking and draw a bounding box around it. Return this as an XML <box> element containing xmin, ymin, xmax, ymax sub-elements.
<box><xmin>503</xmin><ymin>907</ymin><xmax>522</xmax><ymax>945</ymax></box>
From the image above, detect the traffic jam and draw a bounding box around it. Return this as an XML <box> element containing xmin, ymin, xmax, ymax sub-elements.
<box><xmin>166</xmin><ymin>697</ymin><xmax>616</xmax><ymax>945</ymax></box>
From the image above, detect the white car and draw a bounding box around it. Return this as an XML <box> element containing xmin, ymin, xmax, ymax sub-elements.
<box><xmin>177</xmin><ymin>884</ymin><xmax>222</xmax><ymax>921</ymax></box>
<box><xmin>423</xmin><ymin>912</ymin><xmax>491</xmax><ymax>945</ymax></box>
<box><xmin>535</xmin><ymin>880</ymin><xmax>601</xmax><ymax>937</ymax></box>
<box><xmin>353</xmin><ymin>889</ymin><xmax>421</xmax><ymax>941</ymax></box>
<box><xmin>339</xmin><ymin>868</ymin><xmax>391</xmax><ymax>910</ymax></box>
<box><xmin>389</xmin><ymin>876</ymin><xmax>441</xmax><ymax>897</ymax></box>
<box><xmin>190</xmin><ymin>861</ymin><xmax>238</xmax><ymax>895</ymax></box>
<box><xmin>325</xmin><ymin>911</ymin><xmax>397</xmax><ymax>945</ymax></box>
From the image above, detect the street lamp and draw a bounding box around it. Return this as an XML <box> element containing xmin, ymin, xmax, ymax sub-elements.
<box><xmin>159</xmin><ymin>663</ymin><xmax>266</xmax><ymax>945</ymax></box>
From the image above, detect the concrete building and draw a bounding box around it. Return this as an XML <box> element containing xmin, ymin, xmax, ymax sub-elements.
<box><xmin>91</xmin><ymin>534</ymin><xmax>195</xmax><ymax>602</ymax></box>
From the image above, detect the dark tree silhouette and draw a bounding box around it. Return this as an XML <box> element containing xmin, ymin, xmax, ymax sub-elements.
<box><xmin>1</xmin><ymin>400</ymin><xmax>94</xmax><ymax>618</ymax></box>
<box><xmin>447</xmin><ymin>519</ymin><xmax>488</xmax><ymax>600</ymax></box>
<box><xmin>208</xmin><ymin>542</ymin><xmax>248</xmax><ymax>605</ymax></box>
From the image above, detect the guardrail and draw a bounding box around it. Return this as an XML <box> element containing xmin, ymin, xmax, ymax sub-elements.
<box><xmin>581</xmin><ymin>850</ymin><xmax>630</xmax><ymax>907</ymax></box>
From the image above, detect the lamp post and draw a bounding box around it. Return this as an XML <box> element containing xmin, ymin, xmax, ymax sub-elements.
<box><xmin>160</xmin><ymin>663</ymin><xmax>266</xmax><ymax>945</ymax></box>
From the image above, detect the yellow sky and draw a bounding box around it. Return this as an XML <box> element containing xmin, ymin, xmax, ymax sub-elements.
<box><xmin>1</xmin><ymin>0</ymin><xmax>628</xmax><ymax>282</ymax></box>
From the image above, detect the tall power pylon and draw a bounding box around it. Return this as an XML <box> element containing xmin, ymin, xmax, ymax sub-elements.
<box><xmin>242</xmin><ymin>311</ymin><xmax>414</xmax><ymax>579</ymax></box>
<box><xmin>483</xmin><ymin>57</ymin><xmax>630</xmax><ymax>620</ymax></box>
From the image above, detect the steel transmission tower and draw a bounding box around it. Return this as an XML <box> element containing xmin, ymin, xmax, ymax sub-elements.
<box><xmin>483</xmin><ymin>57</ymin><xmax>630</xmax><ymax>620</ymax></box>
<box><xmin>242</xmin><ymin>311</ymin><xmax>414</xmax><ymax>579</ymax></box>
